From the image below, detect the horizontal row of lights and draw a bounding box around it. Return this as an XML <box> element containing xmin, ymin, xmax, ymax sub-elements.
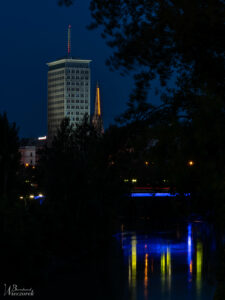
<box><xmin>19</xmin><ymin>194</ymin><xmax>44</xmax><ymax>200</ymax></box>
<box><xmin>124</xmin><ymin>179</ymin><xmax>137</xmax><ymax>183</ymax></box>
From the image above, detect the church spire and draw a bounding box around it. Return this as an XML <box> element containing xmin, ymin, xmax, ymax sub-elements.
<box><xmin>95</xmin><ymin>81</ymin><xmax>101</xmax><ymax>116</ymax></box>
<box><xmin>92</xmin><ymin>82</ymin><xmax>104</xmax><ymax>134</ymax></box>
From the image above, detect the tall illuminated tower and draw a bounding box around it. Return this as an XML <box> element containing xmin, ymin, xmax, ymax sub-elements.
<box><xmin>47</xmin><ymin>25</ymin><xmax>92</xmax><ymax>143</ymax></box>
<box><xmin>92</xmin><ymin>82</ymin><xmax>104</xmax><ymax>134</ymax></box>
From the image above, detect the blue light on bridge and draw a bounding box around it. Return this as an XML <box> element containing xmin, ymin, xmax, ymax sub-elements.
<box><xmin>130</xmin><ymin>192</ymin><xmax>190</xmax><ymax>197</ymax></box>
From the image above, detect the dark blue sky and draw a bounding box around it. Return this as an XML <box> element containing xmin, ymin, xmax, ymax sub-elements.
<box><xmin>0</xmin><ymin>0</ymin><xmax>159</xmax><ymax>138</ymax></box>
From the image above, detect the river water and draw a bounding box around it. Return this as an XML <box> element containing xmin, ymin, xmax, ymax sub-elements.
<box><xmin>115</xmin><ymin>222</ymin><xmax>216</xmax><ymax>300</ymax></box>
<box><xmin>35</xmin><ymin>221</ymin><xmax>218</xmax><ymax>299</ymax></box>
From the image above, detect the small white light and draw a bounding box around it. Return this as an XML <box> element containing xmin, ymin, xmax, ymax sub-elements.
<box><xmin>38</xmin><ymin>136</ymin><xmax>47</xmax><ymax>140</ymax></box>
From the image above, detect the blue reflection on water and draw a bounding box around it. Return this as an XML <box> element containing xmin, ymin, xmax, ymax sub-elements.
<box><xmin>187</xmin><ymin>224</ymin><xmax>193</xmax><ymax>283</ymax></box>
<box><xmin>122</xmin><ymin>238</ymin><xmax>187</xmax><ymax>256</ymax></box>
<box><xmin>115</xmin><ymin>223</ymin><xmax>215</xmax><ymax>300</ymax></box>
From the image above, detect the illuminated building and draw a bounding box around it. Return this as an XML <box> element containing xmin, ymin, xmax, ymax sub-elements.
<box><xmin>19</xmin><ymin>146</ymin><xmax>36</xmax><ymax>166</ymax></box>
<box><xmin>19</xmin><ymin>137</ymin><xmax>46</xmax><ymax>166</ymax></box>
<box><xmin>47</xmin><ymin>25</ymin><xmax>92</xmax><ymax>143</ymax></box>
<box><xmin>92</xmin><ymin>82</ymin><xmax>104</xmax><ymax>134</ymax></box>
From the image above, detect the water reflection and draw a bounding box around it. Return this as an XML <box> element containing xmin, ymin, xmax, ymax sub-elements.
<box><xmin>144</xmin><ymin>253</ymin><xmax>148</xmax><ymax>299</ymax></box>
<box><xmin>166</xmin><ymin>247</ymin><xmax>171</xmax><ymax>290</ymax></box>
<box><xmin>196</xmin><ymin>240</ymin><xmax>203</xmax><ymax>295</ymax></box>
<box><xmin>187</xmin><ymin>224</ymin><xmax>193</xmax><ymax>283</ymax></box>
<box><xmin>128</xmin><ymin>237</ymin><xmax>137</xmax><ymax>300</ymax></box>
<box><xmin>131</xmin><ymin>238</ymin><xmax>137</xmax><ymax>286</ymax></box>
<box><xmin>161</xmin><ymin>250</ymin><xmax>166</xmax><ymax>292</ymax></box>
<box><xmin>117</xmin><ymin>222</ymin><xmax>214</xmax><ymax>300</ymax></box>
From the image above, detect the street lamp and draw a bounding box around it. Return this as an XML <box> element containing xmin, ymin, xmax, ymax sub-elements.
<box><xmin>188</xmin><ymin>160</ymin><xmax>194</xmax><ymax>166</ymax></box>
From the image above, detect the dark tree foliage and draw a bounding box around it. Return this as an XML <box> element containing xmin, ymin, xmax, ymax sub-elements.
<box><xmin>0</xmin><ymin>113</ymin><xmax>20</xmax><ymax>204</ymax></box>
<box><xmin>59</xmin><ymin>0</ymin><xmax>225</xmax><ymax>123</ymax></box>
<box><xmin>87</xmin><ymin>0</ymin><xmax>225</xmax><ymax>99</ymax></box>
<box><xmin>58</xmin><ymin>0</ymin><xmax>225</xmax><ymax>211</ymax></box>
<box><xmin>37</xmin><ymin>116</ymin><xmax>125</xmax><ymax>252</ymax></box>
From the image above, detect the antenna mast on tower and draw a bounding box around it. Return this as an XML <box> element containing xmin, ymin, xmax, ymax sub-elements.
<box><xmin>68</xmin><ymin>24</ymin><xmax>71</xmax><ymax>57</ymax></box>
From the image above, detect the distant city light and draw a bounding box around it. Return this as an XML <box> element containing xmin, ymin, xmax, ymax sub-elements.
<box><xmin>29</xmin><ymin>195</ymin><xmax>34</xmax><ymax>199</ymax></box>
<box><xmin>19</xmin><ymin>196</ymin><xmax>23</xmax><ymax>200</ymax></box>
<box><xmin>188</xmin><ymin>160</ymin><xmax>194</xmax><ymax>166</ymax></box>
<box><xmin>38</xmin><ymin>136</ymin><xmax>47</xmax><ymax>140</ymax></box>
<box><xmin>145</xmin><ymin>161</ymin><xmax>149</xmax><ymax>166</ymax></box>
<box><xmin>25</xmin><ymin>163</ymin><xmax>29</xmax><ymax>167</ymax></box>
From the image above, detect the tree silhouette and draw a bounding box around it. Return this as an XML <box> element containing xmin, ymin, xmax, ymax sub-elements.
<box><xmin>0</xmin><ymin>112</ymin><xmax>20</xmax><ymax>204</ymax></box>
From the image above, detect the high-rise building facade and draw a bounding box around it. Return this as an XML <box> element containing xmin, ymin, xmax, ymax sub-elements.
<box><xmin>47</xmin><ymin>57</ymin><xmax>91</xmax><ymax>143</ymax></box>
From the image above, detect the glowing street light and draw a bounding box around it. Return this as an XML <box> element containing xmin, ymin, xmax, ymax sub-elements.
<box><xmin>188</xmin><ymin>160</ymin><xmax>194</xmax><ymax>166</ymax></box>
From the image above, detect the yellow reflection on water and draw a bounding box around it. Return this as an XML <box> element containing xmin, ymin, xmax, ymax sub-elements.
<box><xmin>196</xmin><ymin>240</ymin><xmax>203</xmax><ymax>294</ymax></box>
<box><xmin>144</xmin><ymin>253</ymin><xmax>148</xmax><ymax>299</ymax></box>
<box><xmin>128</xmin><ymin>236</ymin><xmax>137</xmax><ymax>300</ymax></box>
<box><xmin>161</xmin><ymin>251</ymin><xmax>166</xmax><ymax>291</ymax></box>
<box><xmin>144</xmin><ymin>253</ymin><xmax>148</xmax><ymax>288</ymax></box>
<box><xmin>167</xmin><ymin>247</ymin><xmax>171</xmax><ymax>290</ymax></box>
<box><xmin>131</xmin><ymin>238</ymin><xmax>137</xmax><ymax>285</ymax></box>
<box><xmin>161</xmin><ymin>252</ymin><xmax>166</xmax><ymax>275</ymax></box>
<box><xmin>161</xmin><ymin>247</ymin><xmax>172</xmax><ymax>293</ymax></box>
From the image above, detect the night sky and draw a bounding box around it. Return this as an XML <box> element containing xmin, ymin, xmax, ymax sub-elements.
<box><xmin>0</xmin><ymin>0</ymin><xmax>159</xmax><ymax>138</ymax></box>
